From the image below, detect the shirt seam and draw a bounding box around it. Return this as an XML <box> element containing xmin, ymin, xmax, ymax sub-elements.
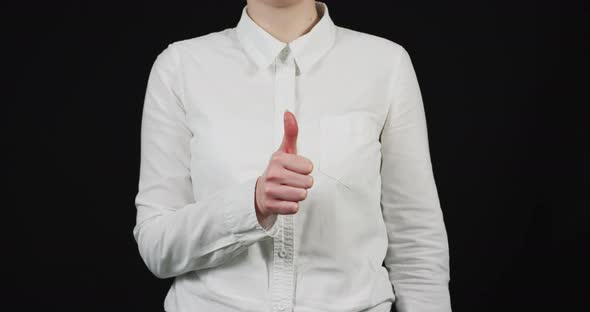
<box><xmin>165</xmin><ymin>42</ymin><xmax>188</xmax><ymax>117</ymax></box>
<box><xmin>382</xmin><ymin>46</ymin><xmax>407</xmax><ymax>135</ymax></box>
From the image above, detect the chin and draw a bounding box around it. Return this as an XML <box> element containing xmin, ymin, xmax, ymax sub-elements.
<box><xmin>257</xmin><ymin>0</ymin><xmax>307</xmax><ymax>8</ymax></box>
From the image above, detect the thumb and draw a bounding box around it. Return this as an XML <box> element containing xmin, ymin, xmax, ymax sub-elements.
<box><xmin>278</xmin><ymin>109</ymin><xmax>298</xmax><ymax>154</ymax></box>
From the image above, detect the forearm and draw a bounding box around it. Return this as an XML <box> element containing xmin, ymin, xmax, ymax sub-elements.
<box><xmin>381</xmin><ymin>140</ymin><xmax>451</xmax><ymax>311</ymax></box>
<box><xmin>381</xmin><ymin>177</ymin><xmax>451</xmax><ymax>311</ymax></box>
<box><xmin>133</xmin><ymin>175</ymin><xmax>281</xmax><ymax>279</ymax></box>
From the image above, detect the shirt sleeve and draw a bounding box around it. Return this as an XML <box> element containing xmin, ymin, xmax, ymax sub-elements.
<box><xmin>132</xmin><ymin>43</ymin><xmax>281</xmax><ymax>279</ymax></box>
<box><xmin>380</xmin><ymin>46</ymin><xmax>452</xmax><ymax>311</ymax></box>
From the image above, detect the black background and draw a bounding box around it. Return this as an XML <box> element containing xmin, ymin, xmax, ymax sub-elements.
<box><xmin>4</xmin><ymin>1</ymin><xmax>585</xmax><ymax>311</ymax></box>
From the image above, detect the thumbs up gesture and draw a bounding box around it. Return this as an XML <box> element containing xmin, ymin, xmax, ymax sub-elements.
<box><xmin>255</xmin><ymin>110</ymin><xmax>314</xmax><ymax>227</ymax></box>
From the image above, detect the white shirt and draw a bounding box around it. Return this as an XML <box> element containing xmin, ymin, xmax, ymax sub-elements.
<box><xmin>132</xmin><ymin>1</ymin><xmax>451</xmax><ymax>312</ymax></box>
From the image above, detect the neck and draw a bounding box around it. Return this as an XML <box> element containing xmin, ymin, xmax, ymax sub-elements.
<box><xmin>245</xmin><ymin>0</ymin><xmax>321</xmax><ymax>43</ymax></box>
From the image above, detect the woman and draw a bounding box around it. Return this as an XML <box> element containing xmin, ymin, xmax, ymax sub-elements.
<box><xmin>133</xmin><ymin>1</ymin><xmax>451</xmax><ymax>311</ymax></box>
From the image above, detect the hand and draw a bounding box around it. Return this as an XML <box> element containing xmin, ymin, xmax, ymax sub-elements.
<box><xmin>255</xmin><ymin>110</ymin><xmax>314</xmax><ymax>227</ymax></box>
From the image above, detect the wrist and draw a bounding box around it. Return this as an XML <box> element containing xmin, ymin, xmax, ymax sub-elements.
<box><xmin>254</xmin><ymin>176</ymin><xmax>270</xmax><ymax>218</ymax></box>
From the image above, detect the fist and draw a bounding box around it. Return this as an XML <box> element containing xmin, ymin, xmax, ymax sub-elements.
<box><xmin>255</xmin><ymin>110</ymin><xmax>314</xmax><ymax>227</ymax></box>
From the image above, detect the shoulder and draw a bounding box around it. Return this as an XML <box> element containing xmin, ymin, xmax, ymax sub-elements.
<box><xmin>153</xmin><ymin>28</ymin><xmax>235</xmax><ymax>68</ymax></box>
<box><xmin>334</xmin><ymin>26</ymin><xmax>409</xmax><ymax>66</ymax></box>
<box><xmin>170</xmin><ymin>28</ymin><xmax>235</xmax><ymax>56</ymax></box>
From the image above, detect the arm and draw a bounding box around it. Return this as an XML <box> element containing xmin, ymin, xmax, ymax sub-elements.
<box><xmin>132</xmin><ymin>44</ymin><xmax>281</xmax><ymax>279</ymax></box>
<box><xmin>380</xmin><ymin>47</ymin><xmax>451</xmax><ymax>311</ymax></box>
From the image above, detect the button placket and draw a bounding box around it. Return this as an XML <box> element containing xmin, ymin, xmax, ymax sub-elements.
<box><xmin>271</xmin><ymin>44</ymin><xmax>297</xmax><ymax>312</ymax></box>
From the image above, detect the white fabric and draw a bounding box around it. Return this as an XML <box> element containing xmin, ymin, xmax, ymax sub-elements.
<box><xmin>133</xmin><ymin>1</ymin><xmax>451</xmax><ymax>311</ymax></box>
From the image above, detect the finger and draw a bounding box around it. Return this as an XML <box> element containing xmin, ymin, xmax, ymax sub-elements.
<box><xmin>276</xmin><ymin>153</ymin><xmax>314</xmax><ymax>175</ymax></box>
<box><xmin>275</xmin><ymin>168</ymin><xmax>314</xmax><ymax>189</ymax></box>
<box><xmin>265</xmin><ymin>198</ymin><xmax>299</xmax><ymax>215</ymax></box>
<box><xmin>268</xmin><ymin>183</ymin><xmax>308</xmax><ymax>202</ymax></box>
<box><xmin>277</xmin><ymin>110</ymin><xmax>298</xmax><ymax>154</ymax></box>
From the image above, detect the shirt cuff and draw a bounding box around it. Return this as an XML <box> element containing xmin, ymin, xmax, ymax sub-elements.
<box><xmin>224</xmin><ymin>176</ymin><xmax>282</xmax><ymax>242</ymax></box>
<box><xmin>393</xmin><ymin>284</ymin><xmax>452</xmax><ymax>312</ymax></box>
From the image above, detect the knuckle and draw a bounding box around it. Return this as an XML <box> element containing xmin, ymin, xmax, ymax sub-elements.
<box><xmin>266</xmin><ymin>202</ymin><xmax>277</xmax><ymax>212</ymax></box>
<box><xmin>272</xmin><ymin>152</ymin><xmax>285</xmax><ymax>162</ymax></box>
<box><xmin>300</xmin><ymin>188</ymin><xmax>307</xmax><ymax>199</ymax></box>
<box><xmin>270</xmin><ymin>153</ymin><xmax>281</xmax><ymax>163</ymax></box>
<box><xmin>281</xmin><ymin>202</ymin><xmax>296</xmax><ymax>214</ymax></box>
<box><xmin>265</xmin><ymin>168</ymin><xmax>280</xmax><ymax>181</ymax></box>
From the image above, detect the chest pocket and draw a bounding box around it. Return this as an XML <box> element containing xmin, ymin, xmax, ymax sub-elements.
<box><xmin>318</xmin><ymin>111</ymin><xmax>382</xmax><ymax>189</ymax></box>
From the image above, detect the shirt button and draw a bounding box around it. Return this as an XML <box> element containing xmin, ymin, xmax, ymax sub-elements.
<box><xmin>278</xmin><ymin>250</ymin><xmax>286</xmax><ymax>258</ymax></box>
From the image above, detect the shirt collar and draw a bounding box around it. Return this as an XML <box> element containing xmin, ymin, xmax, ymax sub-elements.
<box><xmin>235</xmin><ymin>1</ymin><xmax>337</xmax><ymax>75</ymax></box>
